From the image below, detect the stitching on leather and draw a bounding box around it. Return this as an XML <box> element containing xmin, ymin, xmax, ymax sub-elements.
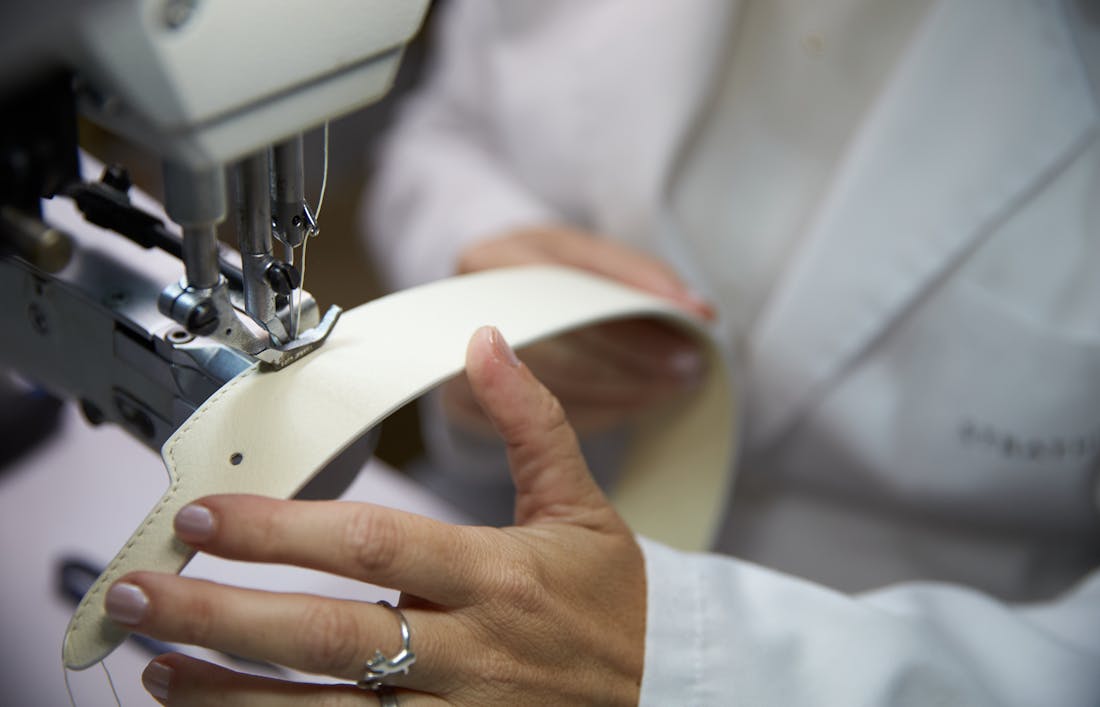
<box><xmin>65</xmin><ymin>275</ymin><xmax>715</xmax><ymax>659</ymax></box>
<box><xmin>65</xmin><ymin>366</ymin><xmax>260</xmax><ymax>654</ymax></box>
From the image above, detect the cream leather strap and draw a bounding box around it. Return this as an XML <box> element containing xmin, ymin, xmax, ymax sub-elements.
<box><xmin>63</xmin><ymin>265</ymin><xmax>736</xmax><ymax>670</ymax></box>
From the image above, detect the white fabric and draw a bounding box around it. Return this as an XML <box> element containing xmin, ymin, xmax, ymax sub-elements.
<box><xmin>669</xmin><ymin>0</ymin><xmax>933</xmax><ymax>336</ymax></box>
<box><xmin>640</xmin><ymin>537</ymin><xmax>1100</xmax><ymax>706</ymax></box>
<box><xmin>62</xmin><ymin>266</ymin><xmax>734</xmax><ymax>670</ymax></box>
<box><xmin>364</xmin><ymin>0</ymin><xmax>1100</xmax><ymax>703</ymax></box>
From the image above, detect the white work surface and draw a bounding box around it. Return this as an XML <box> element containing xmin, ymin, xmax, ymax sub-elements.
<box><xmin>0</xmin><ymin>404</ymin><xmax>472</xmax><ymax>706</ymax></box>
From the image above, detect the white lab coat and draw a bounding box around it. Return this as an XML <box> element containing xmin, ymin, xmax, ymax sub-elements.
<box><xmin>364</xmin><ymin>0</ymin><xmax>1100</xmax><ymax>704</ymax></box>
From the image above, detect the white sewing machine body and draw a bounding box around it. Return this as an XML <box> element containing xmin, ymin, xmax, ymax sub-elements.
<box><xmin>4</xmin><ymin>0</ymin><xmax>428</xmax><ymax>169</ymax></box>
<box><xmin>0</xmin><ymin>0</ymin><xmax>430</xmax><ymax>449</ymax></box>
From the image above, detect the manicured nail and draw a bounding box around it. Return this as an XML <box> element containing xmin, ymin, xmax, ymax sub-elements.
<box><xmin>105</xmin><ymin>582</ymin><xmax>149</xmax><ymax>625</ymax></box>
<box><xmin>142</xmin><ymin>660</ymin><xmax>172</xmax><ymax>701</ymax></box>
<box><xmin>174</xmin><ymin>503</ymin><xmax>215</xmax><ymax>542</ymax></box>
<box><xmin>489</xmin><ymin>326</ymin><xmax>521</xmax><ymax>368</ymax></box>
<box><xmin>684</xmin><ymin>291</ymin><xmax>717</xmax><ymax>319</ymax></box>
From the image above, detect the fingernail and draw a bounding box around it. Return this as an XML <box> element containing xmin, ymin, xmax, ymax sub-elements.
<box><xmin>105</xmin><ymin>582</ymin><xmax>149</xmax><ymax>625</ymax></box>
<box><xmin>142</xmin><ymin>660</ymin><xmax>172</xmax><ymax>701</ymax></box>
<box><xmin>489</xmin><ymin>326</ymin><xmax>521</xmax><ymax>368</ymax></box>
<box><xmin>685</xmin><ymin>291</ymin><xmax>717</xmax><ymax>319</ymax></box>
<box><xmin>174</xmin><ymin>503</ymin><xmax>214</xmax><ymax>542</ymax></box>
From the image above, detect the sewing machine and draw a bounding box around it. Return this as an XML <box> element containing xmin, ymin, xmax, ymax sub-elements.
<box><xmin>0</xmin><ymin>0</ymin><xmax>430</xmax><ymax>452</ymax></box>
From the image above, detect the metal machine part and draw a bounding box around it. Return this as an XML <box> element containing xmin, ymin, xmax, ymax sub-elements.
<box><xmin>0</xmin><ymin>0</ymin><xmax>430</xmax><ymax>454</ymax></box>
<box><xmin>156</xmin><ymin>148</ymin><xmax>340</xmax><ymax>367</ymax></box>
<box><xmin>234</xmin><ymin>152</ymin><xmax>287</xmax><ymax>343</ymax></box>
<box><xmin>0</xmin><ymin>207</ymin><xmax>74</xmax><ymax>274</ymax></box>
<box><xmin>271</xmin><ymin>136</ymin><xmax>318</xmax><ymax>250</ymax></box>
<box><xmin>1</xmin><ymin>192</ymin><xmax>252</xmax><ymax>449</ymax></box>
<box><xmin>162</xmin><ymin>162</ymin><xmax>225</xmax><ymax>291</ymax></box>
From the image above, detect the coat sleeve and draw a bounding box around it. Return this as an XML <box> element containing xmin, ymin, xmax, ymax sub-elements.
<box><xmin>638</xmin><ymin>536</ymin><xmax>1100</xmax><ymax>706</ymax></box>
<box><xmin>362</xmin><ymin>0</ymin><xmax>558</xmax><ymax>290</ymax></box>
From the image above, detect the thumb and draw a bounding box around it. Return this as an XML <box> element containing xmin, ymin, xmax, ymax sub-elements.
<box><xmin>464</xmin><ymin>326</ymin><xmax>613</xmax><ymax>527</ymax></box>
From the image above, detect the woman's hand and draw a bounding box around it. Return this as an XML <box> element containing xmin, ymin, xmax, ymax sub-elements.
<box><xmin>105</xmin><ymin>326</ymin><xmax>647</xmax><ymax>706</ymax></box>
<box><xmin>445</xmin><ymin>226</ymin><xmax>715</xmax><ymax>436</ymax></box>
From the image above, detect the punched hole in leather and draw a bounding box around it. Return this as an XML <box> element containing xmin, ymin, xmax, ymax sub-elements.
<box><xmin>62</xmin><ymin>265</ymin><xmax>736</xmax><ymax>670</ymax></box>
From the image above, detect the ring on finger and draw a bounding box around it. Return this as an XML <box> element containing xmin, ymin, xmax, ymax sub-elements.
<box><xmin>377</xmin><ymin>685</ymin><xmax>399</xmax><ymax>707</ymax></box>
<box><xmin>357</xmin><ymin>601</ymin><xmax>416</xmax><ymax>691</ymax></box>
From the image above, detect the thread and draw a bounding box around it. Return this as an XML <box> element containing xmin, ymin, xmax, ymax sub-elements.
<box><xmin>315</xmin><ymin>121</ymin><xmax>330</xmax><ymax>221</ymax></box>
<box><xmin>63</xmin><ymin>665</ymin><xmax>76</xmax><ymax>707</ymax></box>
<box><xmin>62</xmin><ymin>660</ymin><xmax>120</xmax><ymax>707</ymax></box>
<box><xmin>295</xmin><ymin>121</ymin><xmax>329</xmax><ymax>331</ymax></box>
<box><xmin>103</xmin><ymin>661</ymin><xmax>122</xmax><ymax>706</ymax></box>
<box><xmin>296</xmin><ymin>226</ymin><xmax>312</xmax><ymax>331</ymax></box>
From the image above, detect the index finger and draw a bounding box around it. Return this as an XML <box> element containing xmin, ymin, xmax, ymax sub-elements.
<box><xmin>173</xmin><ymin>495</ymin><xmax>485</xmax><ymax>607</ymax></box>
<box><xmin>540</xmin><ymin>232</ymin><xmax>715</xmax><ymax>319</ymax></box>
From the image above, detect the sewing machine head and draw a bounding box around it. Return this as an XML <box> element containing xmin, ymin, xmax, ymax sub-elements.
<box><xmin>0</xmin><ymin>0</ymin><xmax>430</xmax><ymax>448</ymax></box>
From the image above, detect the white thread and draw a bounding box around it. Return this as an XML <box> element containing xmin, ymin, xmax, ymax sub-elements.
<box><xmin>61</xmin><ymin>660</ymin><xmax>119</xmax><ymax>707</ymax></box>
<box><xmin>63</xmin><ymin>665</ymin><xmax>77</xmax><ymax>707</ymax></box>
<box><xmin>315</xmin><ymin>121</ymin><xmax>330</xmax><ymax>221</ymax></box>
<box><xmin>103</xmin><ymin>660</ymin><xmax>122</xmax><ymax>707</ymax></box>
<box><xmin>295</xmin><ymin>121</ymin><xmax>328</xmax><ymax>330</ymax></box>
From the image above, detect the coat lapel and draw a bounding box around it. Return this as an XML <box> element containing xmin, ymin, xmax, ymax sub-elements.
<box><xmin>746</xmin><ymin>0</ymin><xmax>1098</xmax><ymax>449</ymax></box>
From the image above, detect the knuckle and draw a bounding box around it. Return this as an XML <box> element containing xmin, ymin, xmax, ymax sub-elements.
<box><xmin>250</xmin><ymin>502</ymin><xmax>281</xmax><ymax>552</ymax></box>
<box><xmin>505</xmin><ymin>391</ymin><xmax>569</xmax><ymax>449</ymax></box>
<box><xmin>476</xmin><ymin>645</ymin><xmax>525</xmax><ymax>691</ymax></box>
<box><xmin>342</xmin><ymin>508</ymin><xmax>403</xmax><ymax>580</ymax></box>
<box><xmin>178</xmin><ymin>592</ymin><xmax>216</xmax><ymax>646</ymax></box>
<box><xmin>541</xmin><ymin>392</ymin><xmax>569</xmax><ymax>432</ymax></box>
<box><xmin>297</xmin><ymin>602</ymin><xmax>361</xmax><ymax>675</ymax></box>
<box><xmin>492</xmin><ymin>557</ymin><xmax>548</xmax><ymax>617</ymax></box>
<box><xmin>542</xmin><ymin>396</ymin><xmax>573</xmax><ymax>444</ymax></box>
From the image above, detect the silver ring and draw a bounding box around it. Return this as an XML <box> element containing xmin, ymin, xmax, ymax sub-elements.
<box><xmin>357</xmin><ymin>600</ymin><xmax>417</xmax><ymax>691</ymax></box>
<box><xmin>377</xmin><ymin>686</ymin><xmax>399</xmax><ymax>707</ymax></box>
